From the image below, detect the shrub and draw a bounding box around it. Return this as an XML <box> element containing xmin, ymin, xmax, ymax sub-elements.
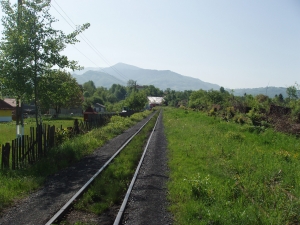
<box><xmin>246</xmin><ymin>108</ymin><xmax>265</xmax><ymax>126</ymax></box>
<box><xmin>226</xmin><ymin>106</ymin><xmax>235</xmax><ymax>119</ymax></box>
<box><xmin>233</xmin><ymin>113</ymin><xmax>251</xmax><ymax>125</ymax></box>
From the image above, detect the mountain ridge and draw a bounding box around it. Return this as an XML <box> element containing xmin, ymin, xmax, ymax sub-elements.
<box><xmin>72</xmin><ymin>63</ymin><xmax>289</xmax><ymax>97</ymax></box>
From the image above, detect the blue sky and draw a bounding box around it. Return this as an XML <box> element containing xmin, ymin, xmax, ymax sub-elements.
<box><xmin>2</xmin><ymin>0</ymin><xmax>300</xmax><ymax>89</ymax></box>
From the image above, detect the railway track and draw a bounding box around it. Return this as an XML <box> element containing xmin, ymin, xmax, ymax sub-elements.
<box><xmin>0</xmin><ymin>110</ymin><xmax>173</xmax><ymax>225</ymax></box>
<box><xmin>44</xmin><ymin>110</ymin><xmax>162</xmax><ymax>224</ymax></box>
<box><xmin>45</xmin><ymin>110</ymin><xmax>164</xmax><ymax>225</ymax></box>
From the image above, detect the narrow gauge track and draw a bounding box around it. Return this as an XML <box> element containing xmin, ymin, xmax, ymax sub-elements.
<box><xmin>113</xmin><ymin>109</ymin><xmax>161</xmax><ymax>225</ymax></box>
<box><xmin>45</xmin><ymin>110</ymin><xmax>161</xmax><ymax>225</ymax></box>
<box><xmin>0</xmin><ymin>111</ymin><xmax>159</xmax><ymax>225</ymax></box>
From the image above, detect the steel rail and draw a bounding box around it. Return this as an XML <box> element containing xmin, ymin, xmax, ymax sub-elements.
<box><xmin>113</xmin><ymin>110</ymin><xmax>161</xmax><ymax>225</ymax></box>
<box><xmin>45</xmin><ymin>111</ymin><xmax>158</xmax><ymax>225</ymax></box>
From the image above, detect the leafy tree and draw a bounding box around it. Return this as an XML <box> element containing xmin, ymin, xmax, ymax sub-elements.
<box><xmin>83</xmin><ymin>91</ymin><xmax>91</xmax><ymax>98</ymax></box>
<box><xmin>125</xmin><ymin>91</ymin><xmax>147</xmax><ymax>111</ymax></box>
<box><xmin>126</xmin><ymin>79</ymin><xmax>137</xmax><ymax>95</ymax></box>
<box><xmin>39</xmin><ymin>70</ymin><xmax>83</xmax><ymax>116</ymax></box>
<box><xmin>189</xmin><ymin>89</ymin><xmax>208</xmax><ymax>109</ymax></box>
<box><xmin>207</xmin><ymin>90</ymin><xmax>224</xmax><ymax>105</ymax></box>
<box><xmin>143</xmin><ymin>85</ymin><xmax>163</xmax><ymax>97</ymax></box>
<box><xmin>109</xmin><ymin>84</ymin><xmax>127</xmax><ymax>101</ymax></box>
<box><xmin>278</xmin><ymin>93</ymin><xmax>284</xmax><ymax>102</ymax></box>
<box><xmin>220</xmin><ymin>86</ymin><xmax>225</xmax><ymax>93</ymax></box>
<box><xmin>286</xmin><ymin>84</ymin><xmax>298</xmax><ymax>101</ymax></box>
<box><xmin>90</xmin><ymin>96</ymin><xmax>104</xmax><ymax>105</ymax></box>
<box><xmin>83</xmin><ymin>80</ymin><xmax>96</xmax><ymax>97</ymax></box>
<box><xmin>94</xmin><ymin>87</ymin><xmax>108</xmax><ymax>102</ymax></box>
<box><xmin>272</xmin><ymin>93</ymin><xmax>285</xmax><ymax>106</ymax></box>
<box><xmin>0</xmin><ymin>0</ymin><xmax>89</xmax><ymax>125</ymax></box>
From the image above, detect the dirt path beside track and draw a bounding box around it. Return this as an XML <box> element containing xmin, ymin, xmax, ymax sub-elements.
<box><xmin>0</xmin><ymin>112</ymin><xmax>166</xmax><ymax>225</ymax></box>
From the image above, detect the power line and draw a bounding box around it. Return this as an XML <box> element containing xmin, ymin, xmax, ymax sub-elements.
<box><xmin>51</xmin><ymin>0</ymin><xmax>129</xmax><ymax>81</ymax></box>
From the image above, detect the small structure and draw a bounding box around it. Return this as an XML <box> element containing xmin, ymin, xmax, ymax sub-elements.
<box><xmin>93</xmin><ymin>103</ymin><xmax>106</xmax><ymax>113</ymax></box>
<box><xmin>83</xmin><ymin>106</ymin><xmax>97</xmax><ymax>121</ymax></box>
<box><xmin>0</xmin><ymin>98</ymin><xmax>16</xmax><ymax>122</ymax></box>
<box><xmin>147</xmin><ymin>96</ymin><xmax>164</xmax><ymax>109</ymax></box>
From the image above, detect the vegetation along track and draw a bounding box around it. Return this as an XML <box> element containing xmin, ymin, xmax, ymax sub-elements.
<box><xmin>59</xmin><ymin>108</ymin><xmax>172</xmax><ymax>225</ymax></box>
<box><xmin>0</xmin><ymin>110</ymin><xmax>165</xmax><ymax>225</ymax></box>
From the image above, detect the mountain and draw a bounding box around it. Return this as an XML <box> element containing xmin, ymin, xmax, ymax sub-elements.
<box><xmin>72</xmin><ymin>63</ymin><xmax>220</xmax><ymax>91</ymax></box>
<box><xmin>72</xmin><ymin>63</ymin><xmax>289</xmax><ymax>97</ymax></box>
<box><xmin>73</xmin><ymin>67</ymin><xmax>104</xmax><ymax>75</ymax></box>
<box><xmin>72</xmin><ymin>70</ymin><xmax>126</xmax><ymax>88</ymax></box>
<box><xmin>233</xmin><ymin>87</ymin><xmax>288</xmax><ymax>98</ymax></box>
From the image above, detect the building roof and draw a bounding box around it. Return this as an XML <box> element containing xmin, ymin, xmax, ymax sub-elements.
<box><xmin>4</xmin><ymin>98</ymin><xmax>17</xmax><ymax>107</ymax></box>
<box><xmin>94</xmin><ymin>103</ymin><xmax>106</xmax><ymax>108</ymax></box>
<box><xmin>0</xmin><ymin>99</ymin><xmax>15</xmax><ymax>110</ymax></box>
<box><xmin>147</xmin><ymin>96</ymin><xmax>164</xmax><ymax>104</ymax></box>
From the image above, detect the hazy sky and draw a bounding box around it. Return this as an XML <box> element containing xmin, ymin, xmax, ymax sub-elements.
<box><xmin>2</xmin><ymin>0</ymin><xmax>300</xmax><ymax>89</ymax></box>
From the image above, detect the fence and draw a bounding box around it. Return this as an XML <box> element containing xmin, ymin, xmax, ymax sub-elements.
<box><xmin>1</xmin><ymin>124</ymin><xmax>55</xmax><ymax>170</ymax></box>
<box><xmin>1</xmin><ymin>111</ymin><xmax>136</xmax><ymax>170</ymax></box>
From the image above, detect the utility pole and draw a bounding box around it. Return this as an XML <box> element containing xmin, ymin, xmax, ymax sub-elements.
<box><xmin>16</xmin><ymin>0</ymin><xmax>24</xmax><ymax>138</ymax></box>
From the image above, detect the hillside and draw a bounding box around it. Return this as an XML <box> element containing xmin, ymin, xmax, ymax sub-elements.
<box><xmin>72</xmin><ymin>70</ymin><xmax>126</xmax><ymax>88</ymax></box>
<box><xmin>72</xmin><ymin>63</ymin><xmax>290</xmax><ymax>98</ymax></box>
<box><xmin>233</xmin><ymin>87</ymin><xmax>288</xmax><ymax>98</ymax></box>
<box><xmin>73</xmin><ymin>63</ymin><xmax>220</xmax><ymax>91</ymax></box>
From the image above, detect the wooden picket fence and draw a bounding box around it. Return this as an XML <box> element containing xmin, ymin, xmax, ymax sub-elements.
<box><xmin>1</xmin><ymin>124</ymin><xmax>55</xmax><ymax>170</ymax></box>
<box><xmin>1</xmin><ymin>111</ymin><xmax>136</xmax><ymax>170</ymax></box>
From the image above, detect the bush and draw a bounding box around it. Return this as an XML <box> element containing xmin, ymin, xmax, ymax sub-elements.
<box><xmin>246</xmin><ymin>108</ymin><xmax>265</xmax><ymax>126</ymax></box>
<box><xmin>291</xmin><ymin>103</ymin><xmax>300</xmax><ymax>122</ymax></box>
<box><xmin>233</xmin><ymin>113</ymin><xmax>250</xmax><ymax>125</ymax></box>
<box><xmin>55</xmin><ymin>128</ymin><xmax>73</xmax><ymax>145</ymax></box>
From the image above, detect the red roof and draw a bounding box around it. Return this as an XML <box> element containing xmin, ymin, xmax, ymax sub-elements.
<box><xmin>0</xmin><ymin>99</ymin><xmax>15</xmax><ymax>110</ymax></box>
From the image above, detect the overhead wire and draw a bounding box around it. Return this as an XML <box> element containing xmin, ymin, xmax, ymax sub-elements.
<box><xmin>51</xmin><ymin>0</ymin><xmax>129</xmax><ymax>81</ymax></box>
<box><xmin>49</xmin><ymin>3</ymin><xmax>102</xmax><ymax>70</ymax></box>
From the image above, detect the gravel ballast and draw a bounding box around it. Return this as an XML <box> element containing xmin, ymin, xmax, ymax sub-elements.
<box><xmin>120</xmin><ymin>110</ymin><xmax>172</xmax><ymax>225</ymax></box>
<box><xmin>0</xmin><ymin>111</ymin><xmax>172</xmax><ymax>225</ymax></box>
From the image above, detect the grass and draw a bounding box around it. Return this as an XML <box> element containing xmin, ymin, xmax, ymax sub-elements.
<box><xmin>0</xmin><ymin>116</ymin><xmax>78</xmax><ymax>147</ymax></box>
<box><xmin>70</xmin><ymin>111</ymin><xmax>158</xmax><ymax>216</ymax></box>
<box><xmin>0</xmin><ymin>110</ymin><xmax>152</xmax><ymax>213</ymax></box>
<box><xmin>163</xmin><ymin>107</ymin><xmax>300</xmax><ymax>225</ymax></box>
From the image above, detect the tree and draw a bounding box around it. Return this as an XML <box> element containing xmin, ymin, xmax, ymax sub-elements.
<box><xmin>286</xmin><ymin>84</ymin><xmax>298</xmax><ymax>101</ymax></box>
<box><xmin>0</xmin><ymin>0</ymin><xmax>89</xmax><ymax>126</ymax></box>
<box><xmin>127</xmin><ymin>79</ymin><xmax>137</xmax><ymax>94</ymax></box>
<box><xmin>109</xmin><ymin>84</ymin><xmax>127</xmax><ymax>101</ymax></box>
<box><xmin>220</xmin><ymin>86</ymin><xmax>225</xmax><ymax>93</ymax></box>
<box><xmin>143</xmin><ymin>85</ymin><xmax>163</xmax><ymax>97</ymax></box>
<box><xmin>39</xmin><ymin>70</ymin><xmax>83</xmax><ymax>116</ymax></box>
<box><xmin>278</xmin><ymin>93</ymin><xmax>284</xmax><ymax>102</ymax></box>
<box><xmin>83</xmin><ymin>80</ymin><xmax>96</xmax><ymax>97</ymax></box>
<box><xmin>125</xmin><ymin>91</ymin><xmax>147</xmax><ymax>111</ymax></box>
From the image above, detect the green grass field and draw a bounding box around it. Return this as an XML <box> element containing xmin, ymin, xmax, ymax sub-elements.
<box><xmin>163</xmin><ymin>107</ymin><xmax>300</xmax><ymax>225</ymax></box>
<box><xmin>0</xmin><ymin>116</ymin><xmax>79</xmax><ymax>147</ymax></box>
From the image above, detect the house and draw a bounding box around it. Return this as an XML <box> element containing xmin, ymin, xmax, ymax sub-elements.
<box><xmin>0</xmin><ymin>98</ymin><xmax>16</xmax><ymax>122</ymax></box>
<box><xmin>147</xmin><ymin>96</ymin><xmax>164</xmax><ymax>109</ymax></box>
<box><xmin>93</xmin><ymin>103</ymin><xmax>106</xmax><ymax>113</ymax></box>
